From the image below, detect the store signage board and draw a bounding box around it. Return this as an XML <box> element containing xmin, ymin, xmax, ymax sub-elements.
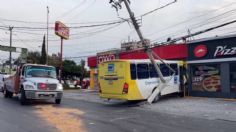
<box><xmin>194</xmin><ymin>44</ymin><xmax>208</xmax><ymax>58</ymax></box>
<box><xmin>55</xmin><ymin>21</ymin><xmax>69</xmax><ymax>40</ymax></box>
<box><xmin>214</xmin><ymin>45</ymin><xmax>236</xmax><ymax>57</ymax></box>
<box><xmin>97</xmin><ymin>50</ymin><xmax>118</xmax><ymax>64</ymax></box>
<box><xmin>188</xmin><ymin>36</ymin><xmax>236</xmax><ymax>60</ymax></box>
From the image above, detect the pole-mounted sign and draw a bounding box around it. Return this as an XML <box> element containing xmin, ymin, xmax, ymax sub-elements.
<box><xmin>55</xmin><ymin>21</ymin><xmax>69</xmax><ymax>82</ymax></box>
<box><xmin>55</xmin><ymin>21</ymin><xmax>69</xmax><ymax>40</ymax></box>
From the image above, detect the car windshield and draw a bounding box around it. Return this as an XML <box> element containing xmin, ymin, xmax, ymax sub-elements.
<box><xmin>25</xmin><ymin>66</ymin><xmax>57</xmax><ymax>78</ymax></box>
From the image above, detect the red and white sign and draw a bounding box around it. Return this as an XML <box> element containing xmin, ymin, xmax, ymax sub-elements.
<box><xmin>194</xmin><ymin>44</ymin><xmax>208</xmax><ymax>58</ymax></box>
<box><xmin>97</xmin><ymin>54</ymin><xmax>116</xmax><ymax>64</ymax></box>
<box><xmin>55</xmin><ymin>21</ymin><xmax>69</xmax><ymax>40</ymax></box>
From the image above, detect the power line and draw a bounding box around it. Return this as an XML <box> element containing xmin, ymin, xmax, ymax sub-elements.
<box><xmin>190</xmin><ymin>8</ymin><xmax>236</xmax><ymax>30</ymax></box>
<box><xmin>153</xmin><ymin>19</ymin><xmax>236</xmax><ymax>45</ymax></box>
<box><xmin>151</xmin><ymin>8</ymin><xmax>236</xmax><ymax>42</ymax></box>
<box><xmin>140</xmin><ymin>0</ymin><xmax>177</xmax><ymax>17</ymax></box>
<box><xmin>0</xmin><ymin>20</ymin><xmax>126</xmax><ymax>30</ymax></box>
<box><xmin>146</xmin><ymin>1</ymin><xmax>236</xmax><ymax>38</ymax></box>
<box><xmin>67</xmin><ymin>0</ymin><xmax>97</xmax><ymax>21</ymax></box>
<box><xmin>57</xmin><ymin>0</ymin><xmax>87</xmax><ymax>19</ymax></box>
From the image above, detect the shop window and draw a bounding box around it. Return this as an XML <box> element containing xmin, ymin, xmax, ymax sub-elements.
<box><xmin>149</xmin><ymin>64</ymin><xmax>158</xmax><ymax>78</ymax></box>
<box><xmin>230</xmin><ymin>63</ymin><xmax>236</xmax><ymax>92</ymax></box>
<box><xmin>191</xmin><ymin>64</ymin><xmax>221</xmax><ymax>92</ymax></box>
<box><xmin>130</xmin><ymin>64</ymin><xmax>137</xmax><ymax>80</ymax></box>
<box><xmin>137</xmin><ymin>64</ymin><xmax>149</xmax><ymax>79</ymax></box>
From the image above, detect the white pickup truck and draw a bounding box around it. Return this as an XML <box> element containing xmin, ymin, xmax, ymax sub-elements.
<box><xmin>3</xmin><ymin>64</ymin><xmax>63</xmax><ymax>105</ymax></box>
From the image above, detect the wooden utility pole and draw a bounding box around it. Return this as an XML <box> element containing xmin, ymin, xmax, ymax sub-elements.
<box><xmin>9</xmin><ymin>26</ymin><xmax>13</xmax><ymax>74</ymax></box>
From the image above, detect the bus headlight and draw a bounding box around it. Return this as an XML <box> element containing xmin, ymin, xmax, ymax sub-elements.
<box><xmin>25</xmin><ymin>85</ymin><xmax>35</xmax><ymax>90</ymax></box>
<box><xmin>57</xmin><ymin>84</ymin><xmax>63</xmax><ymax>90</ymax></box>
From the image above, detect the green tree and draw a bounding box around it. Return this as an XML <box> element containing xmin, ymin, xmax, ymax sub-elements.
<box><xmin>40</xmin><ymin>35</ymin><xmax>47</xmax><ymax>64</ymax></box>
<box><xmin>62</xmin><ymin>60</ymin><xmax>81</xmax><ymax>79</ymax></box>
<box><xmin>79</xmin><ymin>60</ymin><xmax>86</xmax><ymax>86</ymax></box>
<box><xmin>27</xmin><ymin>51</ymin><xmax>41</xmax><ymax>64</ymax></box>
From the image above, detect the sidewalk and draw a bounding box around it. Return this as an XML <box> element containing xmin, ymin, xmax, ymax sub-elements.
<box><xmin>63</xmin><ymin>90</ymin><xmax>236</xmax><ymax>122</ymax></box>
<box><xmin>143</xmin><ymin>96</ymin><xmax>236</xmax><ymax>122</ymax></box>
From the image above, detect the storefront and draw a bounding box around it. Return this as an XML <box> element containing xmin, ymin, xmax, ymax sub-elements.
<box><xmin>188</xmin><ymin>35</ymin><xmax>236</xmax><ymax>98</ymax></box>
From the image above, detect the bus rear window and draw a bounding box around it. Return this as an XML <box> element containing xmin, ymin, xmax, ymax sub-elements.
<box><xmin>130</xmin><ymin>64</ymin><xmax>137</xmax><ymax>80</ymax></box>
<box><xmin>137</xmin><ymin>64</ymin><xmax>149</xmax><ymax>79</ymax></box>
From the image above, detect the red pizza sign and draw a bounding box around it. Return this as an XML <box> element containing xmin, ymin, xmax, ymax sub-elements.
<box><xmin>55</xmin><ymin>21</ymin><xmax>69</xmax><ymax>40</ymax></box>
<box><xmin>194</xmin><ymin>44</ymin><xmax>208</xmax><ymax>58</ymax></box>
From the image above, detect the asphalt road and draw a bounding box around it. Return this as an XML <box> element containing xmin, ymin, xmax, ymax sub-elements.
<box><xmin>0</xmin><ymin>92</ymin><xmax>236</xmax><ymax>132</ymax></box>
<box><xmin>0</xmin><ymin>94</ymin><xmax>55</xmax><ymax>132</ymax></box>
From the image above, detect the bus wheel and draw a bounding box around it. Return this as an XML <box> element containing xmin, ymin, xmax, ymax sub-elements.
<box><xmin>178</xmin><ymin>92</ymin><xmax>184</xmax><ymax>97</ymax></box>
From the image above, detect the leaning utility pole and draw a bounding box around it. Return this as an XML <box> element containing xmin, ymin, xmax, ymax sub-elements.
<box><xmin>122</xmin><ymin>0</ymin><xmax>147</xmax><ymax>47</ymax></box>
<box><xmin>109</xmin><ymin>0</ymin><xmax>175</xmax><ymax>103</ymax></box>
<box><xmin>9</xmin><ymin>26</ymin><xmax>13</xmax><ymax>74</ymax></box>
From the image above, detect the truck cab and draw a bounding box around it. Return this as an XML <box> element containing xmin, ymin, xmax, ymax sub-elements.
<box><xmin>4</xmin><ymin>64</ymin><xmax>63</xmax><ymax>105</ymax></box>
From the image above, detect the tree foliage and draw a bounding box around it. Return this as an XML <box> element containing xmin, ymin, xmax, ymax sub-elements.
<box><xmin>40</xmin><ymin>35</ymin><xmax>47</xmax><ymax>64</ymax></box>
<box><xmin>27</xmin><ymin>51</ymin><xmax>41</xmax><ymax>64</ymax></box>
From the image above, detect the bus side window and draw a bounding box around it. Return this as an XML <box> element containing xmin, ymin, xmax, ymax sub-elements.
<box><xmin>149</xmin><ymin>64</ymin><xmax>158</xmax><ymax>78</ymax></box>
<box><xmin>137</xmin><ymin>64</ymin><xmax>149</xmax><ymax>79</ymax></box>
<box><xmin>160</xmin><ymin>64</ymin><xmax>170</xmax><ymax>77</ymax></box>
<box><xmin>170</xmin><ymin>64</ymin><xmax>178</xmax><ymax>75</ymax></box>
<box><xmin>130</xmin><ymin>64</ymin><xmax>137</xmax><ymax>80</ymax></box>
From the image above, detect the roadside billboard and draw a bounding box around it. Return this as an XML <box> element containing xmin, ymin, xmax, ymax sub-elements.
<box><xmin>55</xmin><ymin>21</ymin><xmax>69</xmax><ymax>40</ymax></box>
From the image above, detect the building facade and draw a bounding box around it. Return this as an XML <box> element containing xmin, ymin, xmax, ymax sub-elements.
<box><xmin>187</xmin><ymin>35</ymin><xmax>236</xmax><ymax>98</ymax></box>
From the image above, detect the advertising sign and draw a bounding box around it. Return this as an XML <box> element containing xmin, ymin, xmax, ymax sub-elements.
<box><xmin>188</xmin><ymin>36</ymin><xmax>236</xmax><ymax>60</ymax></box>
<box><xmin>97</xmin><ymin>50</ymin><xmax>118</xmax><ymax>64</ymax></box>
<box><xmin>55</xmin><ymin>21</ymin><xmax>69</xmax><ymax>40</ymax></box>
<box><xmin>192</xmin><ymin>64</ymin><xmax>221</xmax><ymax>92</ymax></box>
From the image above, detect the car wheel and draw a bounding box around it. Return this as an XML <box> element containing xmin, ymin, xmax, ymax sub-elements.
<box><xmin>55</xmin><ymin>99</ymin><xmax>61</xmax><ymax>104</ymax></box>
<box><xmin>20</xmin><ymin>89</ymin><xmax>27</xmax><ymax>105</ymax></box>
<box><xmin>3</xmin><ymin>86</ymin><xmax>8</xmax><ymax>98</ymax></box>
<box><xmin>7</xmin><ymin>90</ymin><xmax>13</xmax><ymax>98</ymax></box>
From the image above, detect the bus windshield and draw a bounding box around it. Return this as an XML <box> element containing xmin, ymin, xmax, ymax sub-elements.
<box><xmin>25</xmin><ymin>66</ymin><xmax>57</xmax><ymax>78</ymax></box>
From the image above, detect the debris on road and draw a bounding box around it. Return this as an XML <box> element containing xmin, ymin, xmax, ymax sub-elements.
<box><xmin>35</xmin><ymin>105</ymin><xmax>86</xmax><ymax>132</ymax></box>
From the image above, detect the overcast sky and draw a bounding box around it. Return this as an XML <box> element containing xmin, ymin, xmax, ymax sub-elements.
<box><xmin>0</xmin><ymin>0</ymin><xmax>236</xmax><ymax>65</ymax></box>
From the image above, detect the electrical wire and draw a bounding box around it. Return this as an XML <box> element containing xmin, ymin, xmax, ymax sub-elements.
<box><xmin>140</xmin><ymin>0</ymin><xmax>177</xmax><ymax>17</ymax></box>
<box><xmin>0</xmin><ymin>20</ymin><xmax>125</xmax><ymax>30</ymax></box>
<box><xmin>57</xmin><ymin>0</ymin><xmax>87</xmax><ymax>19</ymax></box>
<box><xmin>146</xmin><ymin>1</ymin><xmax>236</xmax><ymax>38</ymax></box>
<box><xmin>68</xmin><ymin>0</ymin><xmax>97</xmax><ymax>21</ymax></box>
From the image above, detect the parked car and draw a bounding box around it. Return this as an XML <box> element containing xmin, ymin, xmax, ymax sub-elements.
<box><xmin>0</xmin><ymin>73</ymin><xmax>9</xmax><ymax>92</ymax></box>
